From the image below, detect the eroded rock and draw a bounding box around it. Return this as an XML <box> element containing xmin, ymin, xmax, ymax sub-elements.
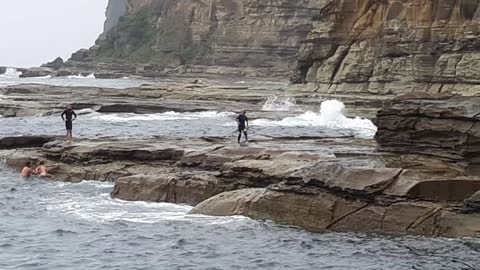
<box><xmin>0</xmin><ymin>136</ymin><xmax>58</xmax><ymax>149</ymax></box>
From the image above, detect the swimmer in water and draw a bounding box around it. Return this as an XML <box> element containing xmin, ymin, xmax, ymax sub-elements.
<box><xmin>61</xmin><ymin>104</ymin><xmax>77</xmax><ymax>143</ymax></box>
<box><xmin>21</xmin><ymin>161</ymin><xmax>35</xmax><ymax>178</ymax></box>
<box><xmin>35</xmin><ymin>160</ymin><xmax>58</xmax><ymax>178</ymax></box>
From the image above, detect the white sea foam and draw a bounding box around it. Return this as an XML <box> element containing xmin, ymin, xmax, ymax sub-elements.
<box><xmin>42</xmin><ymin>180</ymin><xmax>254</xmax><ymax>224</ymax></box>
<box><xmin>67</xmin><ymin>73</ymin><xmax>96</xmax><ymax>79</ymax></box>
<box><xmin>262</xmin><ymin>95</ymin><xmax>298</xmax><ymax>111</ymax></box>
<box><xmin>0</xmin><ymin>67</ymin><xmax>22</xmax><ymax>78</ymax></box>
<box><xmin>76</xmin><ymin>108</ymin><xmax>97</xmax><ymax>115</ymax></box>
<box><xmin>253</xmin><ymin>100</ymin><xmax>377</xmax><ymax>138</ymax></box>
<box><xmin>89</xmin><ymin>111</ymin><xmax>235</xmax><ymax>122</ymax></box>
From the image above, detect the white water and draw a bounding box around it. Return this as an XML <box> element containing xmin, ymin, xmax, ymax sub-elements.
<box><xmin>66</xmin><ymin>73</ymin><xmax>96</xmax><ymax>79</ymax></box>
<box><xmin>1</xmin><ymin>67</ymin><xmax>22</xmax><ymax>77</ymax></box>
<box><xmin>262</xmin><ymin>95</ymin><xmax>298</xmax><ymax>111</ymax></box>
<box><xmin>89</xmin><ymin>111</ymin><xmax>235</xmax><ymax>122</ymax></box>
<box><xmin>253</xmin><ymin>100</ymin><xmax>377</xmax><ymax>138</ymax></box>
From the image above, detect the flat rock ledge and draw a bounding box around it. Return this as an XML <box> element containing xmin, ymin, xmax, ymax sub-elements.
<box><xmin>2</xmin><ymin>134</ymin><xmax>480</xmax><ymax>238</ymax></box>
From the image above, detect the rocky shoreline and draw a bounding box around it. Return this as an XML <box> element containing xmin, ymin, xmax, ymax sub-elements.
<box><xmin>1</xmin><ymin>84</ymin><xmax>480</xmax><ymax>238</ymax></box>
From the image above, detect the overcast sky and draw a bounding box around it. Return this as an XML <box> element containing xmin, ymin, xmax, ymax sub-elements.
<box><xmin>0</xmin><ymin>0</ymin><xmax>109</xmax><ymax>67</ymax></box>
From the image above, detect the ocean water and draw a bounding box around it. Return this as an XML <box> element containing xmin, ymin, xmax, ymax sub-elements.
<box><xmin>0</xmin><ymin>99</ymin><xmax>376</xmax><ymax>139</ymax></box>
<box><xmin>1</xmin><ymin>76</ymin><xmax>479</xmax><ymax>269</ymax></box>
<box><xmin>1</xmin><ymin>164</ymin><xmax>480</xmax><ymax>270</ymax></box>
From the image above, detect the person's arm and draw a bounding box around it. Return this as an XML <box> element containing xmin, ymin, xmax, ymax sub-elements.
<box><xmin>72</xmin><ymin>111</ymin><xmax>77</xmax><ymax>120</ymax></box>
<box><xmin>246</xmin><ymin>116</ymin><xmax>249</xmax><ymax>128</ymax></box>
<box><xmin>61</xmin><ymin>110</ymin><xmax>65</xmax><ymax>121</ymax></box>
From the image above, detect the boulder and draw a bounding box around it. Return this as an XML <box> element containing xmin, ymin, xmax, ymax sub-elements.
<box><xmin>0</xmin><ymin>66</ymin><xmax>6</xmax><ymax>74</ymax></box>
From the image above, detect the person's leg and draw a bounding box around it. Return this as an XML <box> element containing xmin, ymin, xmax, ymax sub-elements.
<box><xmin>238</xmin><ymin>131</ymin><xmax>242</xmax><ymax>143</ymax></box>
<box><xmin>244</xmin><ymin>131</ymin><xmax>248</xmax><ymax>142</ymax></box>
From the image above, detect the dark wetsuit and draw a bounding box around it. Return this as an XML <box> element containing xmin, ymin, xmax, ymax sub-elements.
<box><xmin>61</xmin><ymin>109</ymin><xmax>77</xmax><ymax>130</ymax></box>
<box><xmin>237</xmin><ymin>114</ymin><xmax>248</xmax><ymax>143</ymax></box>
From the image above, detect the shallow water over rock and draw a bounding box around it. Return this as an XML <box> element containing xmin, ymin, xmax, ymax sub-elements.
<box><xmin>1</xmin><ymin>164</ymin><xmax>479</xmax><ymax>269</ymax></box>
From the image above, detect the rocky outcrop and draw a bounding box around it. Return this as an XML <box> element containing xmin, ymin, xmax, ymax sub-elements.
<box><xmin>41</xmin><ymin>57</ymin><xmax>64</xmax><ymax>69</ymax></box>
<box><xmin>83</xmin><ymin>0</ymin><xmax>329</xmax><ymax>77</ymax></box>
<box><xmin>375</xmin><ymin>93</ymin><xmax>480</xmax><ymax>171</ymax></box>
<box><xmin>0</xmin><ymin>136</ymin><xmax>58</xmax><ymax>149</ymax></box>
<box><xmin>292</xmin><ymin>0</ymin><xmax>480</xmax><ymax>96</ymax></box>
<box><xmin>3</xmin><ymin>132</ymin><xmax>480</xmax><ymax>237</ymax></box>
<box><xmin>191</xmin><ymin>188</ymin><xmax>480</xmax><ymax>238</ymax></box>
<box><xmin>17</xmin><ymin>67</ymin><xmax>54</xmax><ymax>78</ymax></box>
<box><xmin>69</xmin><ymin>49</ymin><xmax>92</xmax><ymax>62</ymax></box>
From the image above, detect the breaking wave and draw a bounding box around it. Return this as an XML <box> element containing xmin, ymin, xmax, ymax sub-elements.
<box><xmin>0</xmin><ymin>67</ymin><xmax>22</xmax><ymax>78</ymax></box>
<box><xmin>89</xmin><ymin>111</ymin><xmax>235</xmax><ymax>122</ymax></box>
<box><xmin>253</xmin><ymin>100</ymin><xmax>377</xmax><ymax>138</ymax></box>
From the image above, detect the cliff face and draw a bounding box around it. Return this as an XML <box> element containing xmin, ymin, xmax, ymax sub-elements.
<box><xmin>99</xmin><ymin>0</ymin><xmax>128</xmax><ymax>40</ymax></box>
<box><xmin>292</xmin><ymin>0</ymin><xmax>480</xmax><ymax>95</ymax></box>
<box><xmin>92</xmin><ymin>0</ymin><xmax>328</xmax><ymax>76</ymax></box>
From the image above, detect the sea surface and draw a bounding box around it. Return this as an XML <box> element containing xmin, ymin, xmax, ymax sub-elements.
<box><xmin>1</xmin><ymin>75</ymin><xmax>480</xmax><ymax>269</ymax></box>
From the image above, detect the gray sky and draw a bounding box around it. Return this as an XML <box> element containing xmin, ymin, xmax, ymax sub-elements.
<box><xmin>0</xmin><ymin>0</ymin><xmax>109</xmax><ymax>67</ymax></box>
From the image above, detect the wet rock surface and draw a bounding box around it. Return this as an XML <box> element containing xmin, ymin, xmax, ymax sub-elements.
<box><xmin>0</xmin><ymin>135</ymin><xmax>58</xmax><ymax>149</ymax></box>
<box><xmin>2</xmin><ymin>133</ymin><xmax>480</xmax><ymax>238</ymax></box>
<box><xmin>2</xmin><ymin>79</ymin><xmax>480</xmax><ymax>238</ymax></box>
<box><xmin>375</xmin><ymin>93</ymin><xmax>480</xmax><ymax>168</ymax></box>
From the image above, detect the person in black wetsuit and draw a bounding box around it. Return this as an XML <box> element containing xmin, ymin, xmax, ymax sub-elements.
<box><xmin>236</xmin><ymin>110</ymin><xmax>249</xmax><ymax>144</ymax></box>
<box><xmin>61</xmin><ymin>104</ymin><xmax>77</xmax><ymax>143</ymax></box>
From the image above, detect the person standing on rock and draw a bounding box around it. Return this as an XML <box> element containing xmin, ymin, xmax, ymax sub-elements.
<box><xmin>237</xmin><ymin>110</ymin><xmax>249</xmax><ymax>144</ymax></box>
<box><xmin>61</xmin><ymin>104</ymin><xmax>77</xmax><ymax>143</ymax></box>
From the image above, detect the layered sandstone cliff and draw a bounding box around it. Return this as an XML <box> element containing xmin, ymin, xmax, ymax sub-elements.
<box><xmin>292</xmin><ymin>0</ymin><xmax>480</xmax><ymax>95</ymax></box>
<box><xmin>81</xmin><ymin>0</ymin><xmax>329</xmax><ymax>77</ymax></box>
